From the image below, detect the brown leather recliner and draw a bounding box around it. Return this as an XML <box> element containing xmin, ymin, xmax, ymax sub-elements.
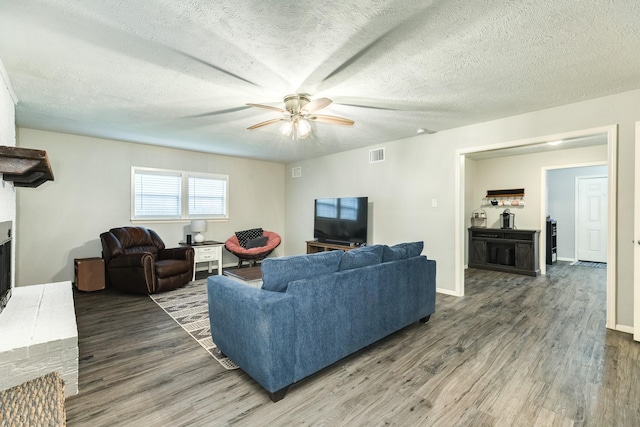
<box><xmin>100</xmin><ymin>226</ymin><xmax>194</xmax><ymax>294</ymax></box>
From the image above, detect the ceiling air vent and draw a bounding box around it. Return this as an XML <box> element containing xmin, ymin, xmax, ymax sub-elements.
<box><xmin>369</xmin><ymin>148</ymin><xmax>385</xmax><ymax>163</ymax></box>
<box><xmin>291</xmin><ymin>166</ymin><xmax>302</xmax><ymax>178</ymax></box>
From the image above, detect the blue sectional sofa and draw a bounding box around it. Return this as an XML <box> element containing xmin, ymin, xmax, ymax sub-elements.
<box><xmin>207</xmin><ymin>242</ymin><xmax>436</xmax><ymax>402</ymax></box>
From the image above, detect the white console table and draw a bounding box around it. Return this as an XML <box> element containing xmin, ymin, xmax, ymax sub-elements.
<box><xmin>181</xmin><ymin>241</ymin><xmax>224</xmax><ymax>280</ymax></box>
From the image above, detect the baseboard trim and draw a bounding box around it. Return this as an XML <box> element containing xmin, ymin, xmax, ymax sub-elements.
<box><xmin>614</xmin><ymin>324</ymin><xmax>634</xmax><ymax>335</ymax></box>
<box><xmin>437</xmin><ymin>287</ymin><xmax>462</xmax><ymax>297</ymax></box>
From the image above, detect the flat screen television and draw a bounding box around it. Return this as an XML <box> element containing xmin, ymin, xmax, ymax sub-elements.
<box><xmin>314</xmin><ymin>197</ymin><xmax>368</xmax><ymax>245</ymax></box>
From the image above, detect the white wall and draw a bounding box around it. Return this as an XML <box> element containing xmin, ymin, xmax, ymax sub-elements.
<box><xmin>548</xmin><ymin>165</ymin><xmax>608</xmax><ymax>260</ymax></box>
<box><xmin>470</xmin><ymin>145</ymin><xmax>607</xmax><ymax>230</ymax></box>
<box><xmin>0</xmin><ymin>60</ymin><xmax>16</xmax><ymax>289</ymax></box>
<box><xmin>15</xmin><ymin>128</ymin><xmax>285</xmax><ymax>286</ymax></box>
<box><xmin>285</xmin><ymin>88</ymin><xmax>640</xmax><ymax>329</ymax></box>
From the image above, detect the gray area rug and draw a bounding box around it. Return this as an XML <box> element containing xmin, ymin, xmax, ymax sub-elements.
<box><xmin>571</xmin><ymin>261</ymin><xmax>607</xmax><ymax>269</ymax></box>
<box><xmin>150</xmin><ymin>280</ymin><xmax>238</xmax><ymax>370</ymax></box>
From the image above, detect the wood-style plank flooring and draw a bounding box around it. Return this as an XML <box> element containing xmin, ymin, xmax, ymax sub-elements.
<box><xmin>65</xmin><ymin>262</ymin><xmax>640</xmax><ymax>426</ymax></box>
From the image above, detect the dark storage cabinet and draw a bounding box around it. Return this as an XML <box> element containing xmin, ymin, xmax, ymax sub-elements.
<box><xmin>468</xmin><ymin>228</ymin><xmax>540</xmax><ymax>276</ymax></box>
<box><xmin>546</xmin><ymin>220</ymin><xmax>557</xmax><ymax>265</ymax></box>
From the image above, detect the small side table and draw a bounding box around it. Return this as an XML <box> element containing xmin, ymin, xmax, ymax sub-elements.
<box><xmin>180</xmin><ymin>241</ymin><xmax>224</xmax><ymax>280</ymax></box>
<box><xmin>74</xmin><ymin>257</ymin><xmax>105</xmax><ymax>291</ymax></box>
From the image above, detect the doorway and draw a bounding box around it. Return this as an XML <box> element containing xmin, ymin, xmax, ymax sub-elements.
<box><xmin>455</xmin><ymin>125</ymin><xmax>617</xmax><ymax>330</ymax></box>
<box><xmin>547</xmin><ymin>167</ymin><xmax>608</xmax><ymax>264</ymax></box>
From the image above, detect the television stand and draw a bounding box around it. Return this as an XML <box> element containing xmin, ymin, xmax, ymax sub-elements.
<box><xmin>306</xmin><ymin>240</ymin><xmax>359</xmax><ymax>254</ymax></box>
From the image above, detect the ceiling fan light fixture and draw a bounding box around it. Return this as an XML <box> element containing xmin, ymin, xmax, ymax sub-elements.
<box><xmin>298</xmin><ymin>119</ymin><xmax>311</xmax><ymax>138</ymax></box>
<box><xmin>247</xmin><ymin>94</ymin><xmax>353</xmax><ymax>140</ymax></box>
<box><xmin>280</xmin><ymin>118</ymin><xmax>311</xmax><ymax>140</ymax></box>
<box><xmin>280</xmin><ymin>121</ymin><xmax>293</xmax><ymax>136</ymax></box>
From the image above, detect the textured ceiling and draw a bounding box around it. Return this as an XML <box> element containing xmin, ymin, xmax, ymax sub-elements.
<box><xmin>1</xmin><ymin>0</ymin><xmax>639</xmax><ymax>163</ymax></box>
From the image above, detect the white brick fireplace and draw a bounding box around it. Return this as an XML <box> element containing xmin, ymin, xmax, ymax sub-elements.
<box><xmin>0</xmin><ymin>281</ymin><xmax>78</xmax><ymax>396</ymax></box>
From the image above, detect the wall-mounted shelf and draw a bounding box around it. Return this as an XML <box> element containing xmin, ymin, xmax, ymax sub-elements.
<box><xmin>482</xmin><ymin>188</ymin><xmax>525</xmax><ymax>207</ymax></box>
<box><xmin>0</xmin><ymin>146</ymin><xmax>54</xmax><ymax>188</ymax></box>
<box><xmin>486</xmin><ymin>188</ymin><xmax>525</xmax><ymax>198</ymax></box>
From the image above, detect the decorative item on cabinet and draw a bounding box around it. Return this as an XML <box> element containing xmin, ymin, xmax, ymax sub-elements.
<box><xmin>190</xmin><ymin>219</ymin><xmax>207</xmax><ymax>243</ymax></box>
<box><xmin>501</xmin><ymin>209</ymin><xmax>515</xmax><ymax>229</ymax></box>
<box><xmin>471</xmin><ymin>209</ymin><xmax>487</xmax><ymax>228</ymax></box>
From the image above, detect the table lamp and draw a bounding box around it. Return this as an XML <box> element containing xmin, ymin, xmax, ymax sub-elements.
<box><xmin>190</xmin><ymin>219</ymin><xmax>207</xmax><ymax>243</ymax></box>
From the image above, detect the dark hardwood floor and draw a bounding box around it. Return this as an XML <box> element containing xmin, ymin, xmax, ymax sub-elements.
<box><xmin>65</xmin><ymin>262</ymin><xmax>640</xmax><ymax>426</ymax></box>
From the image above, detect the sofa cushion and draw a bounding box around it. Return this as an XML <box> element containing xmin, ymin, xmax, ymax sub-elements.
<box><xmin>338</xmin><ymin>245</ymin><xmax>384</xmax><ymax>271</ymax></box>
<box><xmin>382</xmin><ymin>241</ymin><xmax>424</xmax><ymax>262</ymax></box>
<box><xmin>261</xmin><ymin>250</ymin><xmax>343</xmax><ymax>293</ymax></box>
<box><xmin>236</xmin><ymin>228</ymin><xmax>263</xmax><ymax>248</ymax></box>
<box><xmin>246</xmin><ymin>235</ymin><xmax>268</xmax><ymax>249</ymax></box>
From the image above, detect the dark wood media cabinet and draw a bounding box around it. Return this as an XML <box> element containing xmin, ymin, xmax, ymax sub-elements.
<box><xmin>468</xmin><ymin>228</ymin><xmax>540</xmax><ymax>276</ymax></box>
<box><xmin>306</xmin><ymin>240</ymin><xmax>361</xmax><ymax>254</ymax></box>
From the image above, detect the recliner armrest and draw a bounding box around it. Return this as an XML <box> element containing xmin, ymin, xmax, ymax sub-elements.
<box><xmin>108</xmin><ymin>252</ymin><xmax>154</xmax><ymax>268</ymax></box>
<box><xmin>158</xmin><ymin>246</ymin><xmax>194</xmax><ymax>261</ymax></box>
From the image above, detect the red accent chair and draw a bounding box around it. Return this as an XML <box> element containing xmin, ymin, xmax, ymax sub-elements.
<box><xmin>225</xmin><ymin>230</ymin><xmax>281</xmax><ymax>268</ymax></box>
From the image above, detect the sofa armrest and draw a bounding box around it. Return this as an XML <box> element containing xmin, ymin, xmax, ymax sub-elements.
<box><xmin>207</xmin><ymin>276</ymin><xmax>295</xmax><ymax>393</ymax></box>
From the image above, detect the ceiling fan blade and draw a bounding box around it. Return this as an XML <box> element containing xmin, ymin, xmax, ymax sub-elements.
<box><xmin>309</xmin><ymin>114</ymin><xmax>354</xmax><ymax>126</ymax></box>
<box><xmin>303</xmin><ymin>97</ymin><xmax>332</xmax><ymax>113</ymax></box>
<box><xmin>181</xmin><ymin>106</ymin><xmax>252</xmax><ymax>119</ymax></box>
<box><xmin>246</xmin><ymin>103</ymin><xmax>286</xmax><ymax>113</ymax></box>
<box><xmin>247</xmin><ymin>118</ymin><xmax>284</xmax><ymax>130</ymax></box>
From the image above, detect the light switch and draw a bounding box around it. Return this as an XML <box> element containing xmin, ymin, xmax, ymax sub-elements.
<box><xmin>431</xmin><ymin>198</ymin><xmax>438</xmax><ymax>208</ymax></box>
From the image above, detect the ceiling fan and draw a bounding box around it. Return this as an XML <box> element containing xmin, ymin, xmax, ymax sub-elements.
<box><xmin>246</xmin><ymin>94</ymin><xmax>354</xmax><ymax>139</ymax></box>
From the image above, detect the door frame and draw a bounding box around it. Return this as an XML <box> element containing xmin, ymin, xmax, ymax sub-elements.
<box><xmin>575</xmin><ymin>174</ymin><xmax>608</xmax><ymax>263</ymax></box>
<box><xmin>541</xmin><ymin>165</ymin><xmax>607</xmax><ymax>266</ymax></box>
<box><xmin>634</xmin><ymin>122</ymin><xmax>640</xmax><ymax>341</ymax></box>
<box><xmin>455</xmin><ymin>124</ymin><xmax>618</xmax><ymax>330</ymax></box>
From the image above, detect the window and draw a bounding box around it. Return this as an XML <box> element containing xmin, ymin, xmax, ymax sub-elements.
<box><xmin>132</xmin><ymin>167</ymin><xmax>228</xmax><ymax>220</ymax></box>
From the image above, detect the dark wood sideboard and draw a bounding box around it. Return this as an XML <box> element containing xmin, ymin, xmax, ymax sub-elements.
<box><xmin>468</xmin><ymin>228</ymin><xmax>540</xmax><ymax>276</ymax></box>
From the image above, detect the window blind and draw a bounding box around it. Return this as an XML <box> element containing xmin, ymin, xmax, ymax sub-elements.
<box><xmin>188</xmin><ymin>175</ymin><xmax>227</xmax><ymax>217</ymax></box>
<box><xmin>134</xmin><ymin>171</ymin><xmax>181</xmax><ymax>218</ymax></box>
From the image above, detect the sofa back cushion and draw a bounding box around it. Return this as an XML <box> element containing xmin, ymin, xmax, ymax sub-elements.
<box><xmin>338</xmin><ymin>245</ymin><xmax>384</xmax><ymax>271</ymax></box>
<box><xmin>262</xmin><ymin>250</ymin><xmax>343</xmax><ymax>292</ymax></box>
<box><xmin>382</xmin><ymin>241</ymin><xmax>424</xmax><ymax>262</ymax></box>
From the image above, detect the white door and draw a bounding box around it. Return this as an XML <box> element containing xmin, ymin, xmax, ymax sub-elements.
<box><xmin>577</xmin><ymin>176</ymin><xmax>607</xmax><ymax>263</ymax></box>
